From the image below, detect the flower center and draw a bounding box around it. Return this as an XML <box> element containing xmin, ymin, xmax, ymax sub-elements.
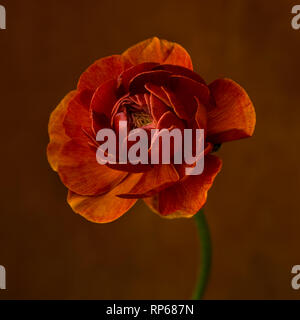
<box><xmin>132</xmin><ymin>111</ymin><xmax>152</xmax><ymax>128</ymax></box>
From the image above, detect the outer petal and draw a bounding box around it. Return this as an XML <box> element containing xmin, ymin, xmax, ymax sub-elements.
<box><xmin>67</xmin><ymin>173</ymin><xmax>143</xmax><ymax>223</ymax></box>
<box><xmin>122</xmin><ymin>37</ymin><xmax>193</xmax><ymax>70</ymax></box>
<box><xmin>57</xmin><ymin>140</ymin><xmax>128</xmax><ymax>196</ymax></box>
<box><xmin>144</xmin><ymin>154</ymin><xmax>222</xmax><ymax>217</ymax></box>
<box><xmin>207</xmin><ymin>78</ymin><xmax>256</xmax><ymax>143</ymax></box>
<box><xmin>117</xmin><ymin>164</ymin><xmax>179</xmax><ymax>199</ymax></box>
<box><xmin>173</xmin><ymin>142</ymin><xmax>213</xmax><ymax>179</ymax></box>
<box><xmin>47</xmin><ymin>91</ymin><xmax>76</xmax><ymax>171</ymax></box>
<box><xmin>63</xmin><ymin>90</ymin><xmax>92</xmax><ymax>142</ymax></box>
<box><xmin>77</xmin><ymin>55</ymin><xmax>131</xmax><ymax>92</ymax></box>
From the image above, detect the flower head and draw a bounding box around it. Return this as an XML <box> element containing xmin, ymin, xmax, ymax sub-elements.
<box><xmin>47</xmin><ymin>37</ymin><xmax>256</xmax><ymax>223</ymax></box>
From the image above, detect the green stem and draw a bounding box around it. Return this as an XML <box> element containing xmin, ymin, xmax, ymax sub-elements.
<box><xmin>192</xmin><ymin>209</ymin><xmax>212</xmax><ymax>300</ymax></box>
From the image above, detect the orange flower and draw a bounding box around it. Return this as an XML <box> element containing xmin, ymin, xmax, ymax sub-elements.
<box><xmin>47</xmin><ymin>37</ymin><xmax>256</xmax><ymax>223</ymax></box>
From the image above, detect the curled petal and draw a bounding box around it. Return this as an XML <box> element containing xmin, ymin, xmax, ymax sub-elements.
<box><xmin>161</xmin><ymin>86</ymin><xmax>194</xmax><ymax>121</ymax></box>
<box><xmin>57</xmin><ymin>140</ymin><xmax>128</xmax><ymax>196</ymax></box>
<box><xmin>91</xmin><ymin>112</ymin><xmax>111</xmax><ymax>136</ymax></box>
<box><xmin>113</xmin><ymin>111</ymin><xmax>128</xmax><ymax>133</ymax></box>
<box><xmin>67</xmin><ymin>173</ymin><xmax>142</xmax><ymax>223</ymax></box>
<box><xmin>157</xmin><ymin>111</ymin><xmax>185</xmax><ymax>130</ymax></box>
<box><xmin>194</xmin><ymin>96</ymin><xmax>208</xmax><ymax>130</ymax></box>
<box><xmin>117</xmin><ymin>165</ymin><xmax>179</xmax><ymax>198</ymax></box>
<box><xmin>149</xmin><ymin>111</ymin><xmax>185</xmax><ymax>162</ymax></box>
<box><xmin>131</xmin><ymin>93</ymin><xmax>148</xmax><ymax>108</ymax></box>
<box><xmin>110</xmin><ymin>94</ymin><xmax>131</xmax><ymax>126</ymax></box>
<box><xmin>90</xmin><ymin>79</ymin><xmax>119</xmax><ymax>118</ymax></box>
<box><xmin>145</xmin><ymin>83</ymin><xmax>170</xmax><ymax>106</ymax></box>
<box><xmin>90</xmin><ymin>79</ymin><xmax>118</xmax><ymax>134</ymax></box>
<box><xmin>207</xmin><ymin>78</ymin><xmax>256</xmax><ymax>143</ymax></box>
<box><xmin>168</xmin><ymin>75</ymin><xmax>210</xmax><ymax>105</ymax></box>
<box><xmin>129</xmin><ymin>70</ymin><xmax>171</xmax><ymax>94</ymax></box>
<box><xmin>144</xmin><ymin>154</ymin><xmax>222</xmax><ymax>217</ymax></box>
<box><xmin>119</xmin><ymin>62</ymin><xmax>159</xmax><ymax>91</ymax></box>
<box><xmin>122</xmin><ymin>37</ymin><xmax>193</xmax><ymax>70</ymax></box>
<box><xmin>149</xmin><ymin>94</ymin><xmax>169</xmax><ymax>123</ymax></box>
<box><xmin>154</xmin><ymin>64</ymin><xmax>205</xmax><ymax>84</ymax></box>
<box><xmin>47</xmin><ymin>91</ymin><xmax>76</xmax><ymax>171</ymax></box>
<box><xmin>78</xmin><ymin>55</ymin><xmax>131</xmax><ymax>92</ymax></box>
<box><xmin>163</xmin><ymin>76</ymin><xmax>210</xmax><ymax>120</ymax></box>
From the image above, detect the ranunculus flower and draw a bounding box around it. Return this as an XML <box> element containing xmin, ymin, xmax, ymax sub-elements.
<box><xmin>47</xmin><ymin>37</ymin><xmax>255</xmax><ymax>223</ymax></box>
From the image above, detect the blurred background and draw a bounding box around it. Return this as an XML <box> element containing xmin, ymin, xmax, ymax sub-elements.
<box><xmin>0</xmin><ymin>0</ymin><xmax>299</xmax><ymax>299</ymax></box>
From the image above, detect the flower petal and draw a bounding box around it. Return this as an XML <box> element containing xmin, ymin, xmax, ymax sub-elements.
<box><xmin>77</xmin><ymin>55</ymin><xmax>131</xmax><ymax>92</ymax></box>
<box><xmin>154</xmin><ymin>64</ymin><xmax>205</xmax><ymax>84</ymax></box>
<box><xmin>194</xmin><ymin>96</ymin><xmax>208</xmax><ymax>130</ymax></box>
<box><xmin>207</xmin><ymin>78</ymin><xmax>256</xmax><ymax>143</ymax></box>
<box><xmin>47</xmin><ymin>91</ymin><xmax>76</xmax><ymax>171</ymax></box>
<box><xmin>91</xmin><ymin>112</ymin><xmax>111</xmax><ymax>135</ymax></box>
<box><xmin>163</xmin><ymin>76</ymin><xmax>210</xmax><ymax>120</ymax></box>
<box><xmin>67</xmin><ymin>173</ymin><xmax>142</xmax><ymax>223</ymax></box>
<box><xmin>149</xmin><ymin>93</ymin><xmax>170</xmax><ymax>123</ymax></box>
<box><xmin>90</xmin><ymin>79</ymin><xmax>119</xmax><ymax>119</ymax></box>
<box><xmin>145</xmin><ymin>83</ymin><xmax>170</xmax><ymax>106</ymax></box>
<box><xmin>117</xmin><ymin>164</ymin><xmax>179</xmax><ymax>198</ymax></box>
<box><xmin>106</xmin><ymin>162</ymin><xmax>153</xmax><ymax>173</ymax></box>
<box><xmin>173</xmin><ymin>142</ymin><xmax>213</xmax><ymax>179</ymax></box>
<box><xmin>63</xmin><ymin>90</ymin><xmax>92</xmax><ymax>142</ymax></box>
<box><xmin>157</xmin><ymin>111</ymin><xmax>185</xmax><ymax>130</ymax></box>
<box><xmin>57</xmin><ymin>139</ymin><xmax>128</xmax><ymax>196</ymax></box>
<box><xmin>129</xmin><ymin>70</ymin><xmax>171</xmax><ymax>94</ymax></box>
<box><xmin>144</xmin><ymin>154</ymin><xmax>222</xmax><ymax>217</ymax></box>
<box><xmin>119</xmin><ymin>62</ymin><xmax>159</xmax><ymax>92</ymax></box>
<box><xmin>122</xmin><ymin>37</ymin><xmax>193</xmax><ymax>70</ymax></box>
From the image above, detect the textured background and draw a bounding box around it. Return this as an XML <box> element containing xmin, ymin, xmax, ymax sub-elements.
<box><xmin>0</xmin><ymin>0</ymin><xmax>300</xmax><ymax>299</ymax></box>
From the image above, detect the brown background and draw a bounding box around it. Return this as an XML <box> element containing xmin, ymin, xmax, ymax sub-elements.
<box><xmin>0</xmin><ymin>0</ymin><xmax>300</xmax><ymax>299</ymax></box>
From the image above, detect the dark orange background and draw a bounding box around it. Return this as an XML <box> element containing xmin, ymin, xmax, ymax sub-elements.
<box><xmin>0</xmin><ymin>0</ymin><xmax>300</xmax><ymax>299</ymax></box>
